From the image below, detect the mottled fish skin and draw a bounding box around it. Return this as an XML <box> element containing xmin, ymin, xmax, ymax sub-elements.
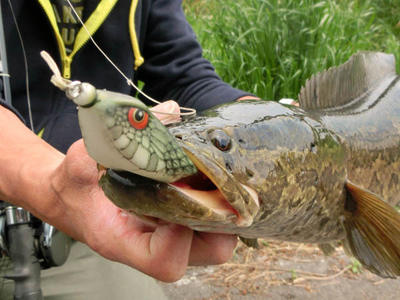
<box><xmin>170</xmin><ymin>101</ymin><xmax>349</xmax><ymax>243</ymax></box>
<box><xmin>321</xmin><ymin>75</ymin><xmax>400</xmax><ymax>205</ymax></box>
<box><xmin>97</xmin><ymin>52</ymin><xmax>400</xmax><ymax>278</ymax></box>
<box><xmin>99</xmin><ymin>52</ymin><xmax>400</xmax><ymax>243</ymax></box>
<box><xmin>99</xmin><ymin>100</ymin><xmax>347</xmax><ymax>242</ymax></box>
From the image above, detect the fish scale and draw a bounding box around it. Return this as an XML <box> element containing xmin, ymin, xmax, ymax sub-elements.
<box><xmin>45</xmin><ymin>49</ymin><xmax>400</xmax><ymax>279</ymax></box>
<box><xmin>98</xmin><ymin>52</ymin><xmax>400</xmax><ymax>279</ymax></box>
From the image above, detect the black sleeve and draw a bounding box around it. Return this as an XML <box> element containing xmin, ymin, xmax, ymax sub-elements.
<box><xmin>137</xmin><ymin>0</ymin><xmax>253</xmax><ymax>112</ymax></box>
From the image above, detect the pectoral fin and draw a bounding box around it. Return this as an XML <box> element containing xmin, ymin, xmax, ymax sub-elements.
<box><xmin>318</xmin><ymin>243</ymin><xmax>337</xmax><ymax>256</ymax></box>
<box><xmin>342</xmin><ymin>180</ymin><xmax>400</xmax><ymax>278</ymax></box>
<box><xmin>239</xmin><ymin>237</ymin><xmax>260</xmax><ymax>249</ymax></box>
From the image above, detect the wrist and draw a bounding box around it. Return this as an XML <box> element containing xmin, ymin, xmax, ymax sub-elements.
<box><xmin>0</xmin><ymin>107</ymin><xmax>65</xmax><ymax>219</ymax></box>
<box><xmin>3</xmin><ymin>141</ymin><xmax>64</xmax><ymax>219</ymax></box>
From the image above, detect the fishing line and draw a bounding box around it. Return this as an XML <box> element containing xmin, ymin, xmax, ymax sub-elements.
<box><xmin>65</xmin><ymin>0</ymin><xmax>196</xmax><ymax>117</ymax></box>
<box><xmin>7</xmin><ymin>0</ymin><xmax>34</xmax><ymax>131</ymax></box>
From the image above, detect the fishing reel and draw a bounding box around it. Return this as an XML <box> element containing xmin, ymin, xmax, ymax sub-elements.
<box><xmin>0</xmin><ymin>202</ymin><xmax>71</xmax><ymax>268</ymax></box>
<box><xmin>0</xmin><ymin>202</ymin><xmax>71</xmax><ymax>300</ymax></box>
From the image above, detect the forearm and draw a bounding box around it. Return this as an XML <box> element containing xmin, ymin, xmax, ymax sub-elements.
<box><xmin>0</xmin><ymin>106</ymin><xmax>64</xmax><ymax>220</ymax></box>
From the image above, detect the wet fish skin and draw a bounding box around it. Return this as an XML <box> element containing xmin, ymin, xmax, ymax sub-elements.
<box><xmin>100</xmin><ymin>99</ymin><xmax>352</xmax><ymax>243</ymax></box>
<box><xmin>171</xmin><ymin>101</ymin><xmax>349</xmax><ymax>242</ymax></box>
<box><xmin>320</xmin><ymin>76</ymin><xmax>400</xmax><ymax>205</ymax></box>
<box><xmin>98</xmin><ymin>52</ymin><xmax>400</xmax><ymax>278</ymax></box>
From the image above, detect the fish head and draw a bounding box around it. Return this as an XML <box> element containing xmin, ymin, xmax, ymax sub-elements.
<box><xmin>99</xmin><ymin>101</ymin><xmax>347</xmax><ymax>232</ymax></box>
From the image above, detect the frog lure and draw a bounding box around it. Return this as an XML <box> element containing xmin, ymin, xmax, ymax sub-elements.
<box><xmin>40</xmin><ymin>51</ymin><xmax>197</xmax><ymax>183</ymax></box>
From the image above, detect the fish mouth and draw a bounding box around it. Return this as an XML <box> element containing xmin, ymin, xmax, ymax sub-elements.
<box><xmin>170</xmin><ymin>144</ymin><xmax>260</xmax><ymax>227</ymax></box>
<box><xmin>99</xmin><ymin>144</ymin><xmax>260</xmax><ymax>229</ymax></box>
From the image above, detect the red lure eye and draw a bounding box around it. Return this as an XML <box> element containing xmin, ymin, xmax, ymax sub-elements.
<box><xmin>128</xmin><ymin>107</ymin><xmax>149</xmax><ymax>130</ymax></box>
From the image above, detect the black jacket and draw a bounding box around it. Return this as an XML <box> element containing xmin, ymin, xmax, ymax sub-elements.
<box><xmin>0</xmin><ymin>0</ymin><xmax>251</xmax><ymax>153</ymax></box>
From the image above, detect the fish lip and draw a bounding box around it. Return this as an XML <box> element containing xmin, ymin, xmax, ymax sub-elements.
<box><xmin>100</xmin><ymin>168</ymin><xmax>239</xmax><ymax>226</ymax></box>
<box><xmin>177</xmin><ymin>142</ymin><xmax>260</xmax><ymax>227</ymax></box>
<box><xmin>99</xmin><ymin>142</ymin><xmax>260</xmax><ymax>228</ymax></box>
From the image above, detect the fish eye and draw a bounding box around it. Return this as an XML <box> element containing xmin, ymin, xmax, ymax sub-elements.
<box><xmin>128</xmin><ymin>107</ymin><xmax>149</xmax><ymax>130</ymax></box>
<box><xmin>209</xmin><ymin>130</ymin><xmax>231</xmax><ymax>151</ymax></box>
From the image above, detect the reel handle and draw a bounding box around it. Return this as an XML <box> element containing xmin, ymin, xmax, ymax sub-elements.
<box><xmin>3</xmin><ymin>207</ymin><xmax>43</xmax><ymax>300</ymax></box>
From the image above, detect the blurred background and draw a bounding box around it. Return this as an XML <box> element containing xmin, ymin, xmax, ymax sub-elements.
<box><xmin>184</xmin><ymin>0</ymin><xmax>400</xmax><ymax>101</ymax></box>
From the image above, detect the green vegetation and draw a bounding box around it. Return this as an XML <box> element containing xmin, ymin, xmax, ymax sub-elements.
<box><xmin>348</xmin><ymin>259</ymin><xmax>364</xmax><ymax>274</ymax></box>
<box><xmin>290</xmin><ymin>269</ymin><xmax>298</xmax><ymax>280</ymax></box>
<box><xmin>184</xmin><ymin>0</ymin><xmax>400</xmax><ymax>100</ymax></box>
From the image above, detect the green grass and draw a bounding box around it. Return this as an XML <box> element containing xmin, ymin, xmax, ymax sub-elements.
<box><xmin>184</xmin><ymin>0</ymin><xmax>400</xmax><ymax>101</ymax></box>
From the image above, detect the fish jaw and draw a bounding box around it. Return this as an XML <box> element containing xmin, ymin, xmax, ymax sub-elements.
<box><xmin>98</xmin><ymin>143</ymin><xmax>261</xmax><ymax>229</ymax></box>
<box><xmin>177</xmin><ymin>143</ymin><xmax>260</xmax><ymax>227</ymax></box>
<box><xmin>99</xmin><ymin>169</ymin><xmax>240</xmax><ymax>228</ymax></box>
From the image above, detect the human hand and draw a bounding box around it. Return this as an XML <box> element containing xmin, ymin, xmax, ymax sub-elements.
<box><xmin>238</xmin><ymin>96</ymin><xmax>300</xmax><ymax>106</ymax></box>
<box><xmin>279</xmin><ymin>98</ymin><xmax>300</xmax><ymax>106</ymax></box>
<box><xmin>47</xmin><ymin>101</ymin><xmax>237</xmax><ymax>282</ymax></box>
<box><xmin>150</xmin><ymin>100</ymin><xmax>182</xmax><ymax>125</ymax></box>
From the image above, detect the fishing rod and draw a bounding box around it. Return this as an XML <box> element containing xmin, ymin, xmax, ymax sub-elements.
<box><xmin>0</xmin><ymin>1</ymin><xmax>71</xmax><ymax>300</ymax></box>
<box><xmin>0</xmin><ymin>0</ymin><xmax>10</xmax><ymax>105</ymax></box>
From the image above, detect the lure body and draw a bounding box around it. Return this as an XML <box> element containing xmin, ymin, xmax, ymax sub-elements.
<box><xmin>68</xmin><ymin>82</ymin><xmax>197</xmax><ymax>182</ymax></box>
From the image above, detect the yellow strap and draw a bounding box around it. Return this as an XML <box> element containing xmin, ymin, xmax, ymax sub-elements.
<box><xmin>73</xmin><ymin>0</ymin><xmax>119</xmax><ymax>55</ymax></box>
<box><xmin>129</xmin><ymin>0</ymin><xmax>144</xmax><ymax>70</ymax></box>
<box><xmin>38</xmin><ymin>0</ymin><xmax>67</xmax><ymax>68</ymax></box>
<box><xmin>37</xmin><ymin>127</ymin><xmax>45</xmax><ymax>138</ymax></box>
<box><xmin>39</xmin><ymin>0</ymin><xmax>118</xmax><ymax>78</ymax></box>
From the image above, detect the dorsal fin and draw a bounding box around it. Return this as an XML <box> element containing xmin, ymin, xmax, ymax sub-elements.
<box><xmin>298</xmin><ymin>52</ymin><xmax>396</xmax><ymax>110</ymax></box>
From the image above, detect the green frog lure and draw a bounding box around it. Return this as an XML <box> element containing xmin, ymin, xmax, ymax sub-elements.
<box><xmin>41</xmin><ymin>51</ymin><xmax>197</xmax><ymax>183</ymax></box>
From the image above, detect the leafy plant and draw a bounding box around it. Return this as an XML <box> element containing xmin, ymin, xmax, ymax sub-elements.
<box><xmin>349</xmin><ymin>259</ymin><xmax>363</xmax><ymax>274</ymax></box>
<box><xmin>290</xmin><ymin>269</ymin><xmax>298</xmax><ymax>280</ymax></box>
<box><xmin>184</xmin><ymin>0</ymin><xmax>400</xmax><ymax>101</ymax></box>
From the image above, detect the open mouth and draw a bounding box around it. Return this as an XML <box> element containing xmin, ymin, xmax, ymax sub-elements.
<box><xmin>167</xmin><ymin>146</ymin><xmax>260</xmax><ymax>227</ymax></box>
<box><xmin>99</xmin><ymin>146</ymin><xmax>260</xmax><ymax>228</ymax></box>
<box><xmin>170</xmin><ymin>170</ymin><xmax>241</xmax><ymax>217</ymax></box>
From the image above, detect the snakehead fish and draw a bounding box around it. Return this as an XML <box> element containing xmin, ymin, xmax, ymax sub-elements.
<box><xmin>66</xmin><ymin>52</ymin><xmax>400</xmax><ymax>279</ymax></box>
